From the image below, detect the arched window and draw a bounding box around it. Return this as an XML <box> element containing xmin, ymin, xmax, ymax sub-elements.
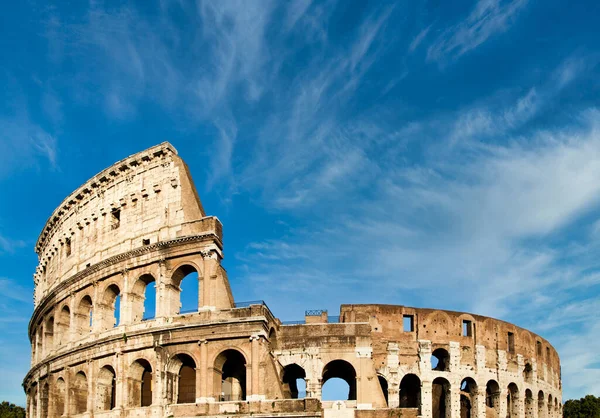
<box><xmin>131</xmin><ymin>274</ymin><xmax>156</xmax><ymax>322</ymax></box>
<box><xmin>215</xmin><ymin>349</ymin><xmax>247</xmax><ymax>401</ymax></box>
<box><xmin>399</xmin><ymin>374</ymin><xmax>421</xmax><ymax>409</ymax></box>
<box><xmin>172</xmin><ymin>265</ymin><xmax>199</xmax><ymax>315</ymax></box>
<box><xmin>486</xmin><ymin>379</ymin><xmax>501</xmax><ymax>415</ymax></box>
<box><xmin>378</xmin><ymin>375</ymin><xmax>388</xmax><ymax>406</ymax></box>
<box><xmin>460</xmin><ymin>378</ymin><xmax>477</xmax><ymax>418</ymax></box>
<box><xmin>507</xmin><ymin>383</ymin><xmax>519</xmax><ymax>417</ymax></box>
<box><xmin>322</xmin><ymin>360</ymin><xmax>356</xmax><ymax>401</ymax></box>
<box><xmin>537</xmin><ymin>391</ymin><xmax>545</xmax><ymax>418</ymax></box>
<box><xmin>29</xmin><ymin>385</ymin><xmax>38</xmax><ymax>418</ymax></box>
<box><xmin>269</xmin><ymin>328</ymin><xmax>278</xmax><ymax>350</ymax></box>
<box><xmin>44</xmin><ymin>317</ymin><xmax>54</xmax><ymax>354</ymax></box>
<box><xmin>168</xmin><ymin>354</ymin><xmax>196</xmax><ymax>404</ymax></box>
<box><xmin>525</xmin><ymin>389</ymin><xmax>534</xmax><ymax>417</ymax></box>
<box><xmin>282</xmin><ymin>364</ymin><xmax>306</xmax><ymax>399</ymax></box>
<box><xmin>432</xmin><ymin>377</ymin><xmax>451</xmax><ymax>418</ymax></box>
<box><xmin>101</xmin><ymin>284</ymin><xmax>121</xmax><ymax>330</ymax></box>
<box><xmin>523</xmin><ymin>363</ymin><xmax>533</xmax><ymax>383</ymax></box>
<box><xmin>130</xmin><ymin>359</ymin><xmax>153</xmax><ymax>407</ymax></box>
<box><xmin>97</xmin><ymin>366</ymin><xmax>116</xmax><ymax>410</ymax></box>
<box><xmin>431</xmin><ymin>348</ymin><xmax>450</xmax><ymax>371</ymax></box>
<box><xmin>76</xmin><ymin>295</ymin><xmax>93</xmax><ymax>337</ymax></box>
<box><xmin>548</xmin><ymin>395</ymin><xmax>553</xmax><ymax>417</ymax></box>
<box><xmin>57</xmin><ymin>306</ymin><xmax>70</xmax><ymax>345</ymax></box>
<box><xmin>53</xmin><ymin>378</ymin><xmax>66</xmax><ymax>417</ymax></box>
<box><xmin>73</xmin><ymin>371</ymin><xmax>88</xmax><ymax>414</ymax></box>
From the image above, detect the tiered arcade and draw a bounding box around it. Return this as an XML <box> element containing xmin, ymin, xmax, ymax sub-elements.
<box><xmin>24</xmin><ymin>143</ymin><xmax>562</xmax><ymax>418</ymax></box>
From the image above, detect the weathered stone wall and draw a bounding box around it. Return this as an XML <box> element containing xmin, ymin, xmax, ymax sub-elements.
<box><xmin>24</xmin><ymin>143</ymin><xmax>562</xmax><ymax>418</ymax></box>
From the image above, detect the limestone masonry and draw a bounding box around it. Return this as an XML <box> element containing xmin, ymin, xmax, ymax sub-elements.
<box><xmin>24</xmin><ymin>143</ymin><xmax>562</xmax><ymax>418</ymax></box>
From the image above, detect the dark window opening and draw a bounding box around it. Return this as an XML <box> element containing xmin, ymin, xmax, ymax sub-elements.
<box><xmin>462</xmin><ymin>320</ymin><xmax>472</xmax><ymax>337</ymax></box>
<box><xmin>403</xmin><ymin>315</ymin><xmax>414</xmax><ymax>332</ymax></box>
<box><xmin>399</xmin><ymin>374</ymin><xmax>421</xmax><ymax>410</ymax></box>
<box><xmin>546</xmin><ymin>346</ymin><xmax>550</xmax><ymax>359</ymax></box>
<box><xmin>378</xmin><ymin>376</ymin><xmax>388</xmax><ymax>406</ymax></box>
<box><xmin>507</xmin><ymin>332</ymin><xmax>515</xmax><ymax>353</ymax></box>
<box><xmin>111</xmin><ymin>209</ymin><xmax>120</xmax><ymax>230</ymax></box>
<box><xmin>142</xmin><ymin>239</ymin><xmax>150</xmax><ymax>245</ymax></box>
<box><xmin>65</xmin><ymin>238</ymin><xmax>71</xmax><ymax>257</ymax></box>
<box><xmin>431</xmin><ymin>348</ymin><xmax>450</xmax><ymax>371</ymax></box>
<box><xmin>282</xmin><ymin>364</ymin><xmax>306</xmax><ymax>399</ymax></box>
<box><xmin>537</xmin><ymin>341</ymin><xmax>542</xmax><ymax>356</ymax></box>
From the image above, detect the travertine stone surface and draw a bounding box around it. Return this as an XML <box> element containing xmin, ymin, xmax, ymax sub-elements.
<box><xmin>24</xmin><ymin>143</ymin><xmax>562</xmax><ymax>418</ymax></box>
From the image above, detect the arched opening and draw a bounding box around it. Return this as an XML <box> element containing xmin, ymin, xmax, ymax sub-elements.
<box><xmin>460</xmin><ymin>378</ymin><xmax>477</xmax><ymax>418</ymax></box>
<box><xmin>101</xmin><ymin>284</ymin><xmax>121</xmax><ymax>330</ymax></box>
<box><xmin>547</xmin><ymin>395</ymin><xmax>553</xmax><ymax>417</ymax></box>
<box><xmin>431</xmin><ymin>348</ymin><xmax>450</xmax><ymax>371</ymax></box>
<box><xmin>53</xmin><ymin>378</ymin><xmax>66</xmax><ymax>417</ymax></box>
<box><xmin>172</xmin><ymin>264</ymin><xmax>199</xmax><ymax>314</ymax></box>
<box><xmin>537</xmin><ymin>391</ymin><xmax>545</xmax><ymax>418</ymax></box>
<box><xmin>97</xmin><ymin>365</ymin><xmax>116</xmax><ymax>410</ymax></box>
<box><xmin>72</xmin><ymin>371</ymin><xmax>88</xmax><ymax>414</ymax></box>
<box><xmin>485</xmin><ymin>380</ymin><xmax>501</xmax><ymax>417</ymax></box>
<box><xmin>129</xmin><ymin>359</ymin><xmax>153</xmax><ymax>407</ymax></box>
<box><xmin>399</xmin><ymin>374</ymin><xmax>421</xmax><ymax>410</ymax></box>
<box><xmin>44</xmin><ymin>317</ymin><xmax>54</xmax><ymax>354</ymax></box>
<box><xmin>40</xmin><ymin>382</ymin><xmax>49</xmax><ymax>418</ymax></box>
<box><xmin>432</xmin><ymin>377</ymin><xmax>451</xmax><ymax>418</ymax></box>
<box><xmin>57</xmin><ymin>306</ymin><xmax>70</xmax><ymax>345</ymax></box>
<box><xmin>30</xmin><ymin>386</ymin><xmax>38</xmax><ymax>418</ymax></box>
<box><xmin>214</xmin><ymin>349</ymin><xmax>247</xmax><ymax>401</ymax></box>
<box><xmin>525</xmin><ymin>389</ymin><xmax>534</xmax><ymax>418</ymax></box>
<box><xmin>131</xmin><ymin>274</ymin><xmax>156</xmax><ymax>322</ymax></box>
<box><xmin>507</xmin><ymin>383</ymin><xmax>519</xmax><ymax>417</ymax></box>
<box><xmin>282</xmin><ymin>364</ymin><xmax>306</xmax><ymax>399</ymax></box>
<box><xmin>322</xmin><ymin>360</ymin><xmax>356</xmax><ymax>401</ymax></box>
<box><xmin>523</xmin><ymin>363</ymin><xmax>533</xmax><ymax>383</ymax></box>
<box><xmin>76</xmin><ymin>295</ymin><xmax>93</xmax><ymax>337</ymax></box>
<box><xmin>36</xmin><ymin>326</ymin><xmax>43</xmax><ymax>361</ymax></box>
<box><xmin>378</xmin><ymin>375</ymin><xmax>388</xmax><ymax>406</ymax></box>
<box><xmin>168</xmin><ymin>354</ymin><xmax>196</xmax><ymax>404</ymax></box>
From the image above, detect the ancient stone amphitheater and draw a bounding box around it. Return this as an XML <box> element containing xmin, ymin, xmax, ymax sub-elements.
<box><xmin>24</xmin><ymin>143</ymin><xmax>562</xmax><ymax>418</ymax></box>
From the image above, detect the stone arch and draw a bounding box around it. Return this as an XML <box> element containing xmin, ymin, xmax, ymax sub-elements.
<box><xmin>129</xmin><ymin>358</ymin><xmax>153</xmax><ymax>407</ymax></box>
<box><xmin>269</xmin><ymin>327</ymin><xmax>278</xmax><ymax>350</ymax></box>
<box><xmin>523</xmin><ymin>362</ymin><xmax>533</xmax><ymax>383</ymax></box>
<box><xmin>99</xmin><ymin>283</ymin><xmax>121</xmax><ymax>330</ymax></box>
<box><xmin>57</xmin><ymin>305</ymin><xmax>71</xmax><ymax>345</ymax></box>
<box><xmin>547</xmin><ymin>394</ymin><xmax>553</xmax><ymax>417</ymax></box>
<box><xmin>507</xmin><ymin>383</ymin><xmax>520</xmax><ymax>417</ymax></box>
<box><xmin>44</xmin><ymin>316</ymin><xmax>55</xmax><ymax>354</ymax></box>
<box><xmin>432</xmin><ymin>347</ymin><xmax>450</xmax><ymax>371</ymax></box>
<box><xmin>166</xmin><ymin>353</ymin><xmax>197</xmax><ymax>404</ymax></box>
<box><xmin>537</xmin><ymin>391</ymin><xmax>545</xmax><ymax>418</ymax></box>
<box><xmin>485</xmin><ymin>379</ymin><xmax>501</xmax><ymax>416</ymax></box>
<box><xmin>432</xmin><ymin>377</ymin><xmax>451</xmax><ymax>418</ymax></box>
<box><xmin>282</xmin><ymin>363</ymin><xmax>306</xmax><ymax>399</ymax></box>
<box><xmin>130</xmin><ymin>273</ymin><xmax>157</xmax><ymax>322</ymax></box>
<box><xmin>72</xmin><ymin>371</ymin><xmax>88</xmax><ymax>414</ymax></box>
<box><xmin>29</xmin><ymin>385</ymin><xmax>38</xmax><ymax>418</ymax></box>
<box><xmin>322</xmin><ymin>359</ymin><xmax>357</xmax><ymax>401</ymax></box>
<box><xmin>75</xmin><ymin>295</ymin><xmax>93</xmax><ymax>337</ymax></box>
<box><xmin>96</xmin><ymin>365</ymin><xmax>116</xmax><ymax>411</ymax></box>
<box><xmin>524</xmin><ymin>389</ymin><xmax>534</xmax><ymax>418</ymax></box>
<box><xmin>460</xmin><ymin>377</ymin><xmax>478</xmax><ymax>418</ymax></box>
<box><xmin>52</xmin><ymin>377</ymin><xmax>66</xmax><ymax>417</ymax></box>
<box><xmin>214</xmin><ymin>349</ymin><xmax>247</xmax><ymax>401</ymax></box>
<box><xmin>378</xmin><ymin>374</ymin><xmax>388</xmax><ymax>406</ymax></box>
<box><xmin>399</xmin><ymin>374</ymin><xmax>421</xmax><ymax>410</ymax></box>
<box><xmin>170</xmin><ymin>263</ymin><xmax>200</xmax><ymax>315</ymax></box>
<box><xmin>423</xmin><ymin>310</ymin><xmax>454</xmax><ymax>337</ymax></box>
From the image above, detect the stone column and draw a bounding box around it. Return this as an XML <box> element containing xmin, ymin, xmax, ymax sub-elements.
<box><xmin>36</xmin><ymin>379</ymin><xmax>42</xmax><ymax>418</ymax></box>
<box><xmin>450</xmin><ymin>379</ymin><xmax>460</xmax><ymax>418</ymax></box>
<box><xmin>155</xmin><ymin>259</ymin><xmax>168</xmax><ymax>317</ymax></box>
<box><xmin>356</xmin><ymin>346</ymin><xmax>373</xmax><ymax>409</ymax></box>
<box><xmin>87</xmin><ymin>361</ymin><xmax>95</xmax><ymax>412</ymax></box>
<box><xmin>115</xmin><ymin>351</ymin><xmax>126</xmax><ymax>409</ymax></box>
<box><xmin>198</xmin><ymin>340</ymin><xmax>210</xmax><ymax>402</ymax></box>
<box><xmin>475</xmin><ymin>387</ymin><xmax>486</xmax><ymax>418</ymax></box>
<box><xmin>64</xmin><ymin>367</ymin><xmax>71</xmax><ymax>416</ymax></box>
<box><xmin>499</xmin><ymin>388</ymin><xmax>508</xmax><ymax>418</ymax></box>
<box><xmin>421</xmin><ymin>380</ymin><xmax>433</xmax><ymax>418</ymax></box>
<box><xmin>202</xmin><ymin>250</ymin><xmax>219</xmax><ymax>309</ymax></box>
<box><xmin>248</xmin><ymin>334</ymin><xmax>262</xmax><ymax>401</ymax></box>
<box><xmin>387</xmin><ymin>343</ymin><xmax>400</xmax><ymax>408</ymax></box>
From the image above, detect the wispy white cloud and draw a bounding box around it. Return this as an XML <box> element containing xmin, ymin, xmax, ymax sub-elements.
<box><xmin>409</xmin><ymin>24</ymin><xmax>432</xmax><ymax>52</ymax></box>
<box><xmin>427</xmin><ymin>0</ymin><xmax>528</xmax><ymax>63</ymax></box>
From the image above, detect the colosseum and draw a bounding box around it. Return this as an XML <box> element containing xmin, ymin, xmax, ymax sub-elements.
<box><xmin>23</xmin><ymin>142</ymin><xmax>562</xmax><ymax>418</ymax></box>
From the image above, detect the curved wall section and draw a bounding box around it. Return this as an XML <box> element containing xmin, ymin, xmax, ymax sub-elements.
<box><xmin>24</xmin><ymin>143</ymin><xmax>561</xmax><ymax>418</ymax></box>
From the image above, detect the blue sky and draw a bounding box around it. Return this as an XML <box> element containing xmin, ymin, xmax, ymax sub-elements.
<box><xmin>1</xmin><ymin>0</ymin><xmax>599</xmax><ymax>406</ymax></box>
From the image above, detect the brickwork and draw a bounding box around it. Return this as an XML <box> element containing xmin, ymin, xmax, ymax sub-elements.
<box><xmin>24</xmin><ymin>143</ymin><xmax>561</xmax><ymax>418</ymax></box>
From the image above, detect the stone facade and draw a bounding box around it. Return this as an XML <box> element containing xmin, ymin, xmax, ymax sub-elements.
<box><xmin>23</xmin><ymin>143</ymin><xmax>562</xmax><ymax>418</ymax></box>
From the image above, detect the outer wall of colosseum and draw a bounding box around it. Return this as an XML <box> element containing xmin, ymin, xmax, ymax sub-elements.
<box><xmin>23</xmin><ymin>143</ymin><xmax>562</xmax><ymax>418</ymax></box>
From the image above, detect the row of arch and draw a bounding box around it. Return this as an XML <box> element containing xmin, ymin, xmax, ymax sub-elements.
<box><xmin>28</xmin><ymin>349</ymin><xmax>248</xmax><ymax>417</ymax></box>
<box><xmin>32</xmin><ymin>264</ymin><xmax>203</xmax><ymax>363</ymax></box>
<box><xmin>282</xmin><ymin>361</ymin><xmax>562</xmax><ymax>418</ymax></box>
